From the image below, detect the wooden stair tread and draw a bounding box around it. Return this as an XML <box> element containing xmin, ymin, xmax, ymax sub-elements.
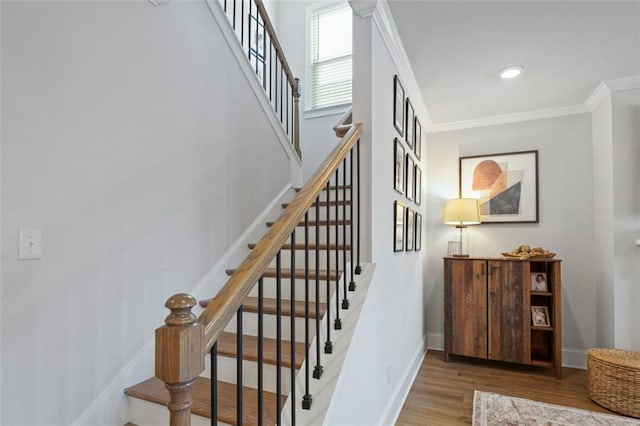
<box><xmin>217</xmin><ymin>332</ymin><xmax>305</xmax><ymax>369</ymax></box>
<box><xmin>200</xmin><ymin>296</ymin><xmax>327</xmax><ymax>319</ymax></box>
<box><xmin>125</xmin><ymin>377</ymin><xmax>282</xmax><ymax>426</ymax></box>
<box><xmin>282</xmin><ymin>200</ymin><xmax>351</xmax><ymax>208</ymax></box>
<box><xmin>266</xmin><ymin>219</ymin><xmax>351</xmax><ymax>227</ymax></box>
<box><xmin>248</xmin><ymin>242</ymin><xmax>351</xmax><ymax>250</ymax></box>
<box><xmin>226</xmin><ymin>267</ymin><xmax>341</xmax><ymax>281</ymax></box>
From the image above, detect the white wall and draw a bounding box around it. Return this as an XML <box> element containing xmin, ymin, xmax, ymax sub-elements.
<box><xmin>1</xmin><ymin>1</ymin><xmax>291</xmax><ymax>424</ymax></box>
<box><xmin>426</xmin><ymin>114</ymin><xmax>596</xmax><ymax>362</ymax></box>
<box><xmin>325</xmin><ymin>11</ymin><xmax>426</xmax><ymax>424</ymax></box>
<box><xmin>591</xmin><ymin>93</ymin><xmax>615</xmax><ymax>348</ymax></box>
<box><xmin>611</xmin><ymin>88</ymin><xmax>640</xmax><ymax>351</ymax></box>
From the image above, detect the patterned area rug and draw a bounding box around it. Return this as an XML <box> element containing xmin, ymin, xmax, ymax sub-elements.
<box><xmin>472</xmin><ymin>391</ymin><xmax>640</xmax><ymax>425</ymax></box>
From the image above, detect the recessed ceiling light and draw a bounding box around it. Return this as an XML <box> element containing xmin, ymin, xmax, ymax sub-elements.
<box><xmin>498</xmin><ymin>65</ymin><xmax>524</xmax><ymax>79</ymax></box>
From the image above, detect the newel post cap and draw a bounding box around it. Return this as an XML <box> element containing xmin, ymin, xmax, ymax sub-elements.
<box><xmin>155</xmin><ymin>293</ymin><xmax>204</xmax><ymax>384</ymax></box>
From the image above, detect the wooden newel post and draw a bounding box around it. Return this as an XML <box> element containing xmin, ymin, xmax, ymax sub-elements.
<box><xmin>293</xmin><ymin>77</ymin><xmax>302</xmax><ymax>159</ymax></box>
<box><xmin>155</xmin><ymin>294</ymin><xmax>204</xmax><ymax>426</ymax></box>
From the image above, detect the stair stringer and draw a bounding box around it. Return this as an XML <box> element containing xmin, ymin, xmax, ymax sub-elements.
<box><xmin>77</xmin><ymin>184</ymin><xmax>297</xmax><ymax>426</ymax></box>
<box><xmin>279</xmin><ymin>263</ymin><xmax>377</xmax><ymax>426</ymax></box>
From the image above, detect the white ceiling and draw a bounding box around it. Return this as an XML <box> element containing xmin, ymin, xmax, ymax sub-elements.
<box><xmin>386</xmin><ymin>1</ymin><xmax>640</xmax><ymax>126</ymax></box>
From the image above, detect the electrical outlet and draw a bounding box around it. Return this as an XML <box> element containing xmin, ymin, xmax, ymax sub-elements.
<box><xmin>19</xmin><ymin>229</ymin><xmax>42</xmax><ymax>260</ymax></box>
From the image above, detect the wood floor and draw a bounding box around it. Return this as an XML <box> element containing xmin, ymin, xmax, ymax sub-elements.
<box><xmin>396</xmin><ymin>350</ymin><xmax>615</xmax><ymax>425</ymax></box>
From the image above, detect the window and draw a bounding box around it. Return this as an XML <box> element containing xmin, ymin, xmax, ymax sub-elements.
<box><xmin>308</xmin><ymin>2</ymin><xmax>352</xmax><ymax>111</ymax></box>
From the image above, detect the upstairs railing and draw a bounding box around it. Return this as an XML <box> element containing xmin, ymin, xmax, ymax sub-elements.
<box><xmin>213</xmin><ymin>0</ymin><xmax>301</xmax><ymax>158</ymax></box>
<box><xmin>155</xmin><ymin>114</ymin><xmax>361</xmax><ymax>425</ymax></box>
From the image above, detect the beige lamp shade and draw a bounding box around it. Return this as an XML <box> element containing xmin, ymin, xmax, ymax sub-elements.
<box><xmin>444</xmin><ymin>198</ymin><xmax>481</xmax><ymax>226</ymax></box>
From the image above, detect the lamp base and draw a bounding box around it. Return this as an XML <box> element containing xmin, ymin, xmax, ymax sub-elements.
<box><xmin>451</xmin><ymin>254</ymin><xmax>470</xmax><ymax>258</ymax></box>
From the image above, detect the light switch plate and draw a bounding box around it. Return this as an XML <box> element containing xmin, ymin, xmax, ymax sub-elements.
<box><xmin>19</xmin><ymin>229</ymin><xmax>42</xmax><ymax>260</ymax></box>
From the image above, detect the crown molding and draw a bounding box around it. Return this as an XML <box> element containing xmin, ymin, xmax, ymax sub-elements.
<box><xmin>585</xmin><ymin>75</ymin><xmax>639</xmax><ymax>111</ymax></box>
<box><xmin>372</xmin><ymin>0</ymin><xmax>433</xmax><ymax>129</ymax></box>
<box><xmin>585</xmin><ymin>81</ymin><xmax>611</xmax><ymax>112</ymax></box>
<box><xmin>350</xmin><ymin>0</ymin><xmax>378</xmax><ymax>18</ymax></box>
<box><xmin>148</xmin><ymin>0</ymin><xmax>169</xmax><ymax>5</ymax></box>
<box><xmin>605</xmin><ymin>74</ymin><xmax>640</xmax><ymax>92</ymax></box>
<box><xmin>427</xmin><ymin>104</ymin><xmax>589</xmax><ymax>134</ymax></box>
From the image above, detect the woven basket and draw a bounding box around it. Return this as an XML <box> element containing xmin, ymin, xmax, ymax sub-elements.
<box><xmin>587</xmin><ymin>348</ymin><xmax>640</xmax><ymax>418</ymax></box>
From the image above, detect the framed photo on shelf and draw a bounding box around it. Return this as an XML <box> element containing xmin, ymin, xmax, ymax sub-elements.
<box><xmin>531</xmin><ymin>272</ymin><xmax>548</xmax><ymax>292</ymax></box>
<box><xmin>415</xmin><ymin>212</ymin><xmax>422</xmax><ymax>251</ymax></box>
<box><xmin>406</xmin><ymin>208</ymin><xmax>415</xmax><ymax>251</ymax></box>
<box><xmin>459</xmin><ymin>150</ymin><xmax>539</xmax><ymax>223</ymax></box>
<box><xmin>531</xmin><ymin>306</ymin><xmax>551</xmax><ymax>327</ymax></box>
<box><xmin>414</xmin><ymin>165</ymin><xmax>422</xmax><ymax>205</ymax></box>
<box><xmin>393</xmin><ymin>75</ymin><xmax>405</xmax><ymax>136</ymax></box>
<box><xmin>414</xmin><ymin>118</ymin><xmax>422</xmax><ymax>160</ymax></box>
<box><xmin>394</xmin><ymin>201</ymin><xmax>405</xmax><ymax>252</ymax></box>
<box><xmin>405</xmin><ymin>99</ymin><xmax>414</xmax><ymax>149</ymax></box>
<box><xmin>406</xmin><ymin>154</ymin><xmax>415</xmax><ymax>201</ymax></box>
<box><xmin>394</xmin><ymin>138</ymin><xmax>405</xmax><ymax>194</ymax></box>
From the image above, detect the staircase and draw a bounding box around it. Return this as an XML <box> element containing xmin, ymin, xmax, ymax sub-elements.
<box><xmin>123</xmin><ymin>0</ymin><xmax>365</xmax><ymax>423</ymax></box>
<box><xmin>125</xmin><ymin>172</ymin><xmax>362</xmax><ymax>426</ymax></box>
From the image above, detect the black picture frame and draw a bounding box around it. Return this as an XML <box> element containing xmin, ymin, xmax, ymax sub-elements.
<box><xmin>414</xmin><ymin>117</ymin><xmax>422</xmax><ymax>160</ymax></box>
<box><xmin>405</xmin><ymin>154</ymin><xmax>415</xmax><ymax>201</ymax></box>
<box><xmin>415</xmin><ymin>212</ymin><xmax>422</xmax><ymax>251</ymax></box>
<box><xmin>459</xmin><ymin>150</ymin><xmax>539</xmax><ymax>223</ymax></box>
<box><xmin>414</xmin><ymin>165</ymin><xmax>421</xmax><ymax>205</ymax></box>
<box><xmin>394</xmin><ymin>201</ymin><xmax>405</xmax><ymax>252</ymax></box>
<box><xmin>393</xmin><ymin>75</ymin><xmax>405</xmax><ymax>136</ymax></box>
<box><xmin>405</xmin><ymin>99</ymin><xmax>414</xmax><ymax>149</ymax></box>
<box><xmin>394</xmin><ymin>138</ymin><xmax>405</xmax><ymax>195</ymax></box>
<box><xmin>406</xmin><ymin>208</ymin><xmax>415</xmax><ymax>251</ymax></box>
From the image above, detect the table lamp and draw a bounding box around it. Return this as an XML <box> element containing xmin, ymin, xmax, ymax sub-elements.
<box><xmin>444</xmin><ymin>198</ymin><xmax>481</xmax><ymax>257</ymax></box>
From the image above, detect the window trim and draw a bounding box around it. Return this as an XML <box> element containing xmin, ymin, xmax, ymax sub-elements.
<box><xmin>304</xmin><ymin>0</ymin><xmax>352</xmax><ymax>115</ymax></box>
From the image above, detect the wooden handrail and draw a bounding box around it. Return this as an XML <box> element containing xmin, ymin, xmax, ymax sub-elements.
<box><xmin>254</xmin><ymin>0</ymin><xmax>297</xmax><ymax>90</ymax></box>
<box><xmin>333</xmin><ymin>106</ymin><xmax>353</xmax><ymax>138</ymax></box>
<box><xmin>198</xmin><ymin>123</ymin><xmax>362</xmax><ymax>353</ymax></box>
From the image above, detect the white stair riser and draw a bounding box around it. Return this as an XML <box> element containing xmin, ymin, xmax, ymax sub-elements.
<box><xmin>267</xmin><ymin>249</ymin><xmax>353</xmax><ymax>271</ymax></box>
<box><xmin>247</xmin><ymin>276</ymin><xmax>343</xmax><ymax>303</ymax></box>
<box><xmin>202</xmin><ymin>355</ymin><xmax>296</xmax><ymax>395</ymax></box>
<box><xmin>223</xmin><ymin>310</ymin><xmax>324</xmax><ymax>342</ymax></box>
<box><xmin>129</xmin><ymin>398</ymin><xmax>220</xmax><ymax>426</ymax></box>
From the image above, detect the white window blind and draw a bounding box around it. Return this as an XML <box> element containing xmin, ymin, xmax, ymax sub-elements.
<box><xmin>310</xmin><ymin>3</ymin><xmax>352</xmax><ymax>109</ymax></box>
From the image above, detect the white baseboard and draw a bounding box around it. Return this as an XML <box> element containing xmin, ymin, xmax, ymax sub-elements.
<box><xmin>562</xmin><ymin>348</ymin><xmax>587</xmax><ymax>369</ymax></box>
<box><xmin>378</xmin><ymin>335</ymin><xmax>427</xmax><ymax>426</ymax></box>
<box><xmin>427</xmin><ymin>332</ymin><xmax>444</xmax><ymax>351</ymax></box>
<box><xmin>425</xmin><ymin>332</ymin><xmax>587</xmax><ymax>369</ymax></box>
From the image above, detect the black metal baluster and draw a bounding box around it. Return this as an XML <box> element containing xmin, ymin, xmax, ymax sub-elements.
<box><xmin>247</xmin><ymin>1</ymin><xmax>252</xmax><ymax>60</ymax></box>
<box><xmin>240</xmin><ymin>0</ymin><xmax>245</xmax><ymax>47</ymax></box>
<box><xmin>349</xmin><ymin>148</ymin><xmax>356</xmax><ymax>290</ymax></box>
<box><xmin>334</xmin><ymin>171</ymin><xmax>342</xmax><ymax>330</ymax></box>
<box><xmin>286</xmin><ymin>83</ymin><xmax>290</xmax><ymax>136</ymax></box>
<box><xmin>237</xmin><ymin>305</ymin><xmax>243</xmax><ymax>425</ymax></box>
<box><xmin>280</xmin><ymin>66</ymin><xmax>284</xmax><ymax>122</ymax></box>
<box><xmin>232</xmin><ymin>0</ymin><xmax>237</xmax><ymax>30</ymax></box>
<box><xmin>269</xmin><ymin>43</ymin><xmax>273</xmax><ymax>101</ymax></box>
<box><xmin>314</xmin><ymin>195</ymin><xmax>324</xmax><ymax>378</ymax></box>
<box><xmin>303</xmin><ymin>213</ymin><xmax>312</xmax><ymax>409</ymax></box>
<box><xmin>355</xmin><ymin>139</ymin><xmax>362</xmax><ymax>275</ymax></box>
<box><xmin>276</xmin><ymin>252</ymin><xmax>282</xmax><ymax>426</ymax></box>
<box><xmin>290</xmin><ymin>230</ymin><xmax>296</xmax><ymax>424</ymax></box>
<box><xmin>261</xmin><ymin>16</ymin><xmax>266</xmax><ymax>88</ymax></box>
<box><xmin>341</xmin><ymin>158</ymin><xmax>349</xmax><ymax>310</ymax></box>
<box><xmin>224</xmin><ymin>0</ymin><xmax>227</xmax><ymax>13</ymax></box>
<box><xmin>258</xmin><ymin>277</ymin><xmax>264</xmax><ymax>426</ymax></box>
<box><xmin>211</xmin><ymin>342</ymin><xmax>218</xmax><ymax>426</ymax></box>
<box><xmin>324</xmin><ymin>181</ymin><xmax>333</xmax><ymax>354</ymax></box>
